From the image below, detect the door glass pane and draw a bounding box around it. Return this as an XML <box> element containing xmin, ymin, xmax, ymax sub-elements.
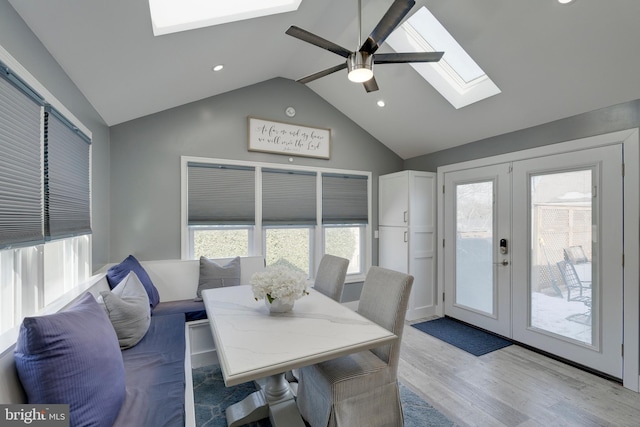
<box><xmin>455</xmin><ymin>181</ymin><xmax>494</xmax><ymax>314</ymax></box>
<box><xmin>530</xmin><ymin>170</ymin><xmax>593</xmax><ymax>345</ymax></box>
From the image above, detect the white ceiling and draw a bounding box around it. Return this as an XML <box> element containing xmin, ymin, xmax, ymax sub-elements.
<box><xmin>8</xmin><ymin>0</ymin><xmax>640</xmax><ymax>159</ymax></box>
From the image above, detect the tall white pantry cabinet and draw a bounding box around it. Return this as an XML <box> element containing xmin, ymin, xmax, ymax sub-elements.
<box><xmin>378</xmin><ymin>170</ymin><xmax>437</xmax><ymax>321</ymax></box>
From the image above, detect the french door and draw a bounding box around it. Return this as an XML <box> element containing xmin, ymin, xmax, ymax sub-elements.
<box><xmin>443</xmin><ymin>164</ymin><xmax>512</xmax><ymax>337</ymax></box>
<box><xmin>442</xmin><ymin>145</ymin><xmax>623</xmax><ymax>378</ymax></box>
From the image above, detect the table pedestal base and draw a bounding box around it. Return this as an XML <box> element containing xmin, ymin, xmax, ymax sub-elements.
<box><xmin>225</xmin><ymin>373</ymin><xmax>305</xmax><ymax>427</ymax></box>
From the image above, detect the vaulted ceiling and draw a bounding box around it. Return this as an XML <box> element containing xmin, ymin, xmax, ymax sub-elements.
<box><xmin>8</xmin><ymin>0</ymin><xmax>640</xmax><ymax>159</ymax></box>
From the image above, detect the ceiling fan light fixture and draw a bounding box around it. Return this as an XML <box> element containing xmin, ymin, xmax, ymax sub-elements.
<box><xmin>347</xmin><ymin>52</ymin><xmax>374</xmax><ymax>83</ymax></box>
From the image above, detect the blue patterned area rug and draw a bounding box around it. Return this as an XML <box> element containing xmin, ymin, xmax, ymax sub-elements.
<box><xmin>412</xmin><ymin>317</ymin><xmax>512</xmax><ymax>356</ymax></box>
<box><xmin>193</xmin><ymin>365</ymin><xmax>454</xmax><ymax>427</ymax></box>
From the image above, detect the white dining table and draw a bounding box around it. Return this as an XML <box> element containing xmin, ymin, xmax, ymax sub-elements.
<box><xmin>202</xmin><ymin>285</ymin><xmax>397</xmax><ymax>427</ymax></box>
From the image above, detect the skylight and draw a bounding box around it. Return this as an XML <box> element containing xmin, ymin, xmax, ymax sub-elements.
<box><xmin>386</xmin><ymin>6</ymin><xmax>500</xmax><ymax>109</ymax></box>
<box><xmin>148</xmin><ymin>0</ymin><xmax>302</xmax><ymax>36</ymax></box>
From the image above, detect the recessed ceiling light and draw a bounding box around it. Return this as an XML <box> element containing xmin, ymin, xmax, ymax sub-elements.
<box><xmin>377</xmin><ymin>100</ymin><xmax>386</xmax><ymax>107</ymax></box>
<box><xmin>212</xmin><ymin>64</ymin><xmax>224</xmax><ymax>72</ymax></box>
<box><xmin>558</xmin><ymin>0</ymin><xmax>575</xmax><ymax>4</ymax></box>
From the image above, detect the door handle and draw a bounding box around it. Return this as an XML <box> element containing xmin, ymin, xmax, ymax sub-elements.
<box><xmin>493</xmin><ymin>259</ymin><xmax>509</xmax><ymax>266</ymax></box>
<box><xmin>404</xmin><ymin>231</ymin><xmax>408</xmax><ymax>242</ymax></box>
<box><xmin>403</xmin><ymin>211</ymin><xmax>408</xmax><ymax>223</ymax></box>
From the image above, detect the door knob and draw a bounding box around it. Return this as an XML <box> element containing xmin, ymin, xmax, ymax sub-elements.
<box><xmin>493</xmin><ymin>259</ymin><xmax>509</xmax><ymax>266</ymax></box>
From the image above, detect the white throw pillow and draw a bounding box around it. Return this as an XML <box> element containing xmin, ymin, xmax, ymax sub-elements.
<box><xmin>100</xmin><ymin>271</ymin><xmax>151</xmax><ymax>349</ymax></box>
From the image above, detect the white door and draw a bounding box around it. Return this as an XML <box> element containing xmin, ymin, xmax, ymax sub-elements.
<box><xmin>442</xmin><ymin>145</ymin><xmax>624</xmax><ymax>378</ymax></box>
<box><xmin>443</xmin><ymin>164</ymin><xmax>512</xmax><ymax>337</ymax></box>
<box><xmin>511</xmin><ymin>145</ymin><xmax>623</xmax><ymax>378</ymax></box>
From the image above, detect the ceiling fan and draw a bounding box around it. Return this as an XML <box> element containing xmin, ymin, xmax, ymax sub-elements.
<box><xmin>285</xmin><ymin>0</ymin><xmax>444</xmax><ymax>92</ymax></box>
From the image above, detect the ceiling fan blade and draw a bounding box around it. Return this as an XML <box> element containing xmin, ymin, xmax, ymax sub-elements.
<box><xmin>297</xmin><ymin>63</ymin><xmax>348</xmax><ymax>84</ymax></box>
<box><xmin>360</xmin><ymin>0</ymin><xmax>415</xmax><ymax>54</ymax></box>
<box><xmin>286</xmin><ymin>26</ymin><xmax>352</xmax><ymax>58</ymax></box>
<box><xmin>363</xmin><ymin>76</ymin><xmax>379</xmax><ymax>93</ymax></box>
<box><xmin>374</xmin><ymin>51</ymin><xmax>444</xmax><ymax>64</ymax></box>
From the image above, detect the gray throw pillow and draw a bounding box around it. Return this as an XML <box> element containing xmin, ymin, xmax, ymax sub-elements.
<box><xmin>100</xmin><ymin>271</ymin><xmax>151</xmax><ymax>349</ymax></box>
<box><xmin>196</xmin><ymin>256</ymin><xmax>241</xmax><ymax>301</ymax></box>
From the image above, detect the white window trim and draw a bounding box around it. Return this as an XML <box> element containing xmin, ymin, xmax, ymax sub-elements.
<box><xmin>180</xmin><ymin>156</ymin><xmax>372</xmax><ymax>283</ymax></box>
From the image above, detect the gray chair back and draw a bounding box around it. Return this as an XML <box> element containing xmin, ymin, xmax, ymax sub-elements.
<box><xmin>314</xmin><ymin>254</ymin><xmax>349</xmax><ymax>302</ymax></box>
<box><xmin>357</xmin><ymin>266</ymin><xmax>414</xmax><ymax>370</ymax></box>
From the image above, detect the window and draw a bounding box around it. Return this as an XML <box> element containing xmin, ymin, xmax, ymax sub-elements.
<box><xmin>43</xmin><ymin>235</ymin><xmax>91</xmax><ymax>306</ymax></box>
<box><xmin>264</xmin><ymin>227</ymin><xmax>312</xmax><ymax>275</ymax></box>
<box><xmin>386</xmin><ymin>6</ymin><xmax>501</xmax><ymax>109</ymax></box>
<box><xmin>183</xmin><ymin>158</ymin><xmax>371</xmax><ymax>281</ymax></box>
<box><xmin>148</xmin><ymin>0</ymin><xmax>302</xmax><ymax>36</ymax></box>
<box><xmin>0</xmin><ymin>59</ymin><xmax>92</xmax><ymax>342</ymax></box>
<box><xmin>321</xmin><ymin>173</ymin><xmax>368</xmax><ymax>275</ymax></box>
<box><xmin>191</xmin><ymin>226</ymin><xmax>251</xmax><ymax>259</ymax></box>
<box><xmin>187</xmin><ymin>162</ymin><xmax>255</xmax><ymax>259</ymax></box>
<box><xmin>262</xmin><ymin>168</ymin><xmax>316</xmax><ymax>275</ymax></box>
<box><xmin>324</xmin><ymin>225</ymin><xmax>364</xmax><ymax>275</ymax></box>
<box><xmin>0</xmin><ymin>236</ymin><xmax>91</xmax><ymax>337</ymax></box>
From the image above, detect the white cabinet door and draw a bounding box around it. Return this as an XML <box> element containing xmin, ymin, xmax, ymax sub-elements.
<box><xmin>379</xmin><ymin>226</ymin><xmax>408</xmax><ymax>273</ymax></box>
<box><xmin>407</xmin><ymin>227</ymin><xmax>436</xmax><ymax>320</ymax></box>
<box><xmin>379</xmin><ymin>172</ymin><xmax>409</xmax><ymax>226</ymax></box>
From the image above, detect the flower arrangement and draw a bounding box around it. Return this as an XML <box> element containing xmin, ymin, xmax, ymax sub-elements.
<box><xmin>250</xmin><ymin>266</ymin><xmax>309</xmax><ymax>305</ymax></box>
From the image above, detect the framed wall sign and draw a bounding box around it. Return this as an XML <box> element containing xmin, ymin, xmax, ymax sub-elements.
<box><xmin>248</xmin><ymin>116</ymin><xmax>331</xmax><ymax>159</ymax></box>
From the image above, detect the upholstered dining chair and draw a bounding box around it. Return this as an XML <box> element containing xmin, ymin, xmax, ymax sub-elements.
<box><xmin>296</xmin><ymin>266</ymin><xmax>414</xmax><ymax>427</ymax></box>
<box><xmin>286</xmin><ymin>254</ymin><xmax>351</xmax><ymax>385</ymax></box>
<box><xmin>313</xmin><ymin>254</ymin><xmax>350</xmax><ymax>302</ymax></box>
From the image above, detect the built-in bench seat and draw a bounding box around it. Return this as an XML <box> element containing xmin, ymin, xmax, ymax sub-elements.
<box><xmin>115</xmin><ymin>313</ymin><xmax>186</xmax><ymax>427</ymax></box>
<box><xmin>0</xmin><ymin>256</ymin><xmax>265</xmax><ymax>427</ymax></box>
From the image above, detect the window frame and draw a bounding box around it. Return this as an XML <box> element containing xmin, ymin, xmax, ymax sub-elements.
<box><xmin>181</xmin><ymin>156</ymin><xmax>372</xmax><ymax>283</ymax></box>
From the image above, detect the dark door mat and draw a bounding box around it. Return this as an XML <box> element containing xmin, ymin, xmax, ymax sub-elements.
<box><xmin>412</xmin><ymin>317</ymin><xmax>512</xmax><ymax>356</ymax></box>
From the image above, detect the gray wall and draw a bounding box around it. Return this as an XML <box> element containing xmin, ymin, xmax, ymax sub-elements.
<box><xmin>109</xmin><ymin>77</ymin><xmax>403</xmax><ymax>263</ymax></box>
<box><xmin>405</xmin><ymin>99</ymin><xmax>640</xmax><ymax>171</ymax></box>
<box><xmin>0</xmin><ymin>0</ymin><xmax>111</xmax><ymax>271</ymax></box>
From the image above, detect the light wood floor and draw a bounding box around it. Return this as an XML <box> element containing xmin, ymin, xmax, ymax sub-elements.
<box><xmin>398</xmin><ymin>322</ymin><xmax>640</xmax><ymax>427</ymax></box>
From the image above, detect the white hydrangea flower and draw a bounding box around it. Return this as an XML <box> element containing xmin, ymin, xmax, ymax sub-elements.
<box><xmin>251</xmin><ymin>266</ymin><xmax>309</xmax><ymax>305</ymax></box>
